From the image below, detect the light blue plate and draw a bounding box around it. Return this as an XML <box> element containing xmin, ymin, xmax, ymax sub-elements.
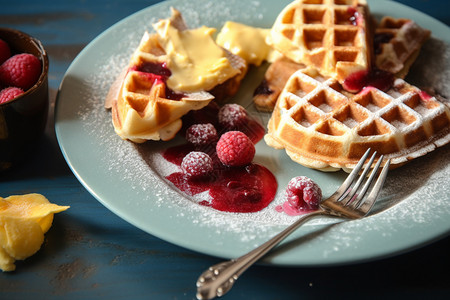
<box><xmin>55</xmin><ymin>0</ymin><xmax>450</xmax><ymax>266</ymax></box>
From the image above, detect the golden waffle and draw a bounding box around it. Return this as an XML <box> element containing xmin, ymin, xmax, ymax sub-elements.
<box><xmin>110</xmin><ymin>31</ymin><xmax>214</xmax><ymax>143</ymax></box>
<box><xmin>108</xmin><ymin>8</ymin><xmax>247</xmax><ymax>143</ymax></box>
<box><xmin>253</xmin><ymin>56</ymin><xmax>305</xmax><ymax>112</ymax></box>
<box><xmin>265</xmin><ymin>68</ymin><xmax>450</xmax><ymax>171</ymax></box>
<box><xmin>374</xmin><ymin>17</ymin><xmax>430</xmax><ymax>78</ymax></box>
<box><xmin>253</xmin><ymin>17</ymin><xmax>430</xmax><ymax>112</ymax></box>
<box><xmin>267</xmin><ymin>0</ymin><xmax>373</xmax><ymax>85</ymax></box>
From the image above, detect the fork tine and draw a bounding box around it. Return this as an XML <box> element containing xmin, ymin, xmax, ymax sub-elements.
<box><xmin>348</xmin><ymin>154</ymin><xmax>384</xmax><ymax>209</ymax></box>
<box><xmin>335</xmin><ymin>148</ymin><xmax>371</xmax><ymax>198</ymax></box>
<box><xmin>356</xmin><ymin>158</ymin><xmax>391</xmax><ymax>215</ymax></box>
<box><xmin>341</xmin><ymin>151</ymin><xmax>377</xmax><ymax>205</ymax></box>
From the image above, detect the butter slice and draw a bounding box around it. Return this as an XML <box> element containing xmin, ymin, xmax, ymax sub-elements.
<box><xmin>153</xmin><ymin>17</ymin><xmax>239</xmax><ymax>93</ymax></box>
<box><xmin>216</xmin><ymin>21</ymin><xmax>276</xmax><ymax>66</ymax></box>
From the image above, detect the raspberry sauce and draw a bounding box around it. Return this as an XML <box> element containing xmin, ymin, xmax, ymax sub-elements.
<box><xmin>163</xmin><ymin>143</ymin><xmax>277</xmax><ymax>213</ymax></box>
<box><xmin>166</xmin><ymin>163</ymin><xmax>277</xmax><ymax>213</ymax></box>
<box><xmin>131</xmin><ymin>62</ymin><xmax>186</xmax><ymax>100</ymax></box>
<box><xmin>162</xmin><ymin>104</ymin><xmax>276</xmax><ymax>213</ymax></box>
<box><xmin>343</xmin><ymin>69</ymin><xmax>394</xmax><ymax>93</ymax></box>
<box><xmin>136</xmin><ymin>62</ymin><xmax>172</xmax><ymax>77</ymax></box>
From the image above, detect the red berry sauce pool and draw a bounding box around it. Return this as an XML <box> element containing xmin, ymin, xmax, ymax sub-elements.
<box><xmin>162</xmin><ymin>105</ymin><xmax>277</xmax><ymax>213</ymax></box>
<box><xmin>163</xmin><ymin>143</ymin><xmax>277</xmax><ymax>213</ymax></box>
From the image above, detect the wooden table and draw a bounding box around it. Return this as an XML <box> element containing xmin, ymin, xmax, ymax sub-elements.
<box><xmin>1</xmin><ymin>0</ymin><xmax>449</xmax><ymax>299</ymax></box>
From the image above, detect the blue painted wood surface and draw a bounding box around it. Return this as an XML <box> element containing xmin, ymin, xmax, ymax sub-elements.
<box><xmin>0</xmin><ymin>0</ymin><xmax>449</xmax><ymax>299</ymax></box>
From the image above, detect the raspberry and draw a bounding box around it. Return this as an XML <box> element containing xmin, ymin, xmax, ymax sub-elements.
<box><xmin>0</xmin><ymin>53</ymin><xmax>41</xmax><ymax>90</ymax></box>
<box><xmin>286</xmin><ymin>176</ymin><xmax>322</xmax><ymax>210</ymax></box>
<box><xmin>0</xmin><ymin>87</ymin><xmax>24</xmax><ymax>104</ymax></box>
<box><xmin>181</xmin><ymin>151</ymin><xmax>214</xmax><ymax>178</ymax></box>
<box><xmin>185</xmin><ymin>123</ymin><xmax>218</xmax><ymax>146</ymax></box>
<box><xmin>0</xmin><ymin>39</ymin><xmax>11</xmax><ymax>65</ymax></box>
<box><xmin>216</xmin><ymin>131</ymin><xmax>255</xmax><ymax>167</ymax></box>
<box><xmin>218</xmin><ymin>103</ymin><xmax>248</xmax><ymax>128</ymax></box>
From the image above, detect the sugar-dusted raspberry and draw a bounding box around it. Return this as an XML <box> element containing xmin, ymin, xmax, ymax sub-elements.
<box><xmin>181</xmin><ymin>151</ymin><xmax>214</xmax><ymax>178</ymax></box>
<box><xmin>0</xmin><ymin>39</ymin><xmax>11</xmax><ymax>65</ymax></box>
<box><xmin>0</xmin><ymin>53</ymin><xmax>41</xmax><ymax>90</ymax></box>
<box><xmin>0</xmin><ymin>87</ymin><xmax>24</xmax><ymax>104</ymax></box>
<box><xmin>185</xmin><ymin>123</ymin><xmax>218</xmax><ymax>146</ymax></box>
<box><xmin>216</xmin><ymin>131</ymin><xmax>255</xmax><ymax>167</ymax></box>
<box><xmin>218</xmin><ymin>103</ymin><xmax>248</xmax><ymax>128</ymax></box>
<box><xmin>286</xmin><ymin>176</ymin><xmax>322</xmax><ymax>210</ymax></box>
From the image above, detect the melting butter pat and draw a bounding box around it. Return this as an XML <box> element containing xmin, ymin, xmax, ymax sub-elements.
<box><xmin>216</xmin><ymin>21</ymin><xmax>276</xmax><ymax>66</ymax></box>
<box><xmin>0</xmin><ymin>193</ymin><xmax>69</xmax><ymax>272</ymax></box>
<box><xmin>153</xmin><ymin>17</ymin><xmax>239</xmax><ymax>93</ymax></box>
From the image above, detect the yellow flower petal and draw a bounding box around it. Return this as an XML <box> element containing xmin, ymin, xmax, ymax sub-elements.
<box><xmin>0</xmin><ymin>193</ymin><xmax>69</xmax><ymax>271</ymax></box>
<box><xmin>0</xmin><ymin>246</ymin><xmax>16</xmax><ymax>272</ymax></box>
<box><xmin>0</xmin><ymin>194</ymin><xmax>69</xmax><ymax>220</ymax></box>
<box><xmin>37</xmin><ymin>214</ymin><xmax>54</xmax><ymax>234</ymax></box>
<box><xmin>0</xmin><ymin>216</ymin><xmax>44</xmax><ymax>260</ymax></box>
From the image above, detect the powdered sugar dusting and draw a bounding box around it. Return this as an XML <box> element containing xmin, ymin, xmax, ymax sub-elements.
<box><xmin>64</xmin><ymin>0</ymin><xmax>450</xmax><ymax>259</ymax></box>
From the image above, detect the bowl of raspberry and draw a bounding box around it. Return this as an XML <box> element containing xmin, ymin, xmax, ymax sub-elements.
<box><xmin>0</xmin><ymin>28</ymin><xmax>49</xmax><ymax>171</ymax></box>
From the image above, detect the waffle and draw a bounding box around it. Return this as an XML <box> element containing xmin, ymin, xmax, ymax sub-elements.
<box><xmin>267</xmin><ymin>0</ymin><xmax>373</xmax><ymax>86</ymax></box>
<box><xmin>253</xmin><ymin>16</ymin><xmax>430</xmax><ymax>112</ymax></box>
<box><xmin>253</xmin><ymin>56</ymin><xmax>305</xmax><ymax>112</ymax></box>
<box><xmin>108</xmin><ymin>8</ymin><xmax>247</xmax><ymax>143</ymax></box>
<box><xmin>265</xmin><ymin>68</ymin><xmax>450</xmax><ymax>171</ymax></box>
<box><xmin>374</xmin><ymin>17</ymin><xmax>430</xmax><ymax>78</ymax></box>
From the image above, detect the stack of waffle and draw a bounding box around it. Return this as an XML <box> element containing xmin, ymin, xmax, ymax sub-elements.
<box><xmin>259</xmin><ymin>0</ymin><xmax>449</xmax><ymax>171</ymax></box>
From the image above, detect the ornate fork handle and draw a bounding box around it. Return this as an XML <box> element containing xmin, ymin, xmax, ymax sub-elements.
<box><xmin>196</xmin><ymin>150</ymin><xmax>390</xmax><ymax>299</ymax></box>
<box><xmin>196</xmin><ymin>210</ymin><xmax>328</xmax><ymax>300</ymax></box>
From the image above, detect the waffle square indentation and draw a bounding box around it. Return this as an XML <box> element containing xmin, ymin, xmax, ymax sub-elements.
<box><xmin>279</xmin><ymin>94</ymin><xmax>299</xmax><ymax>111</ymax></box>
<box><xmin>357</xmin><ymin>120</ymin><xmax>392</xmax><ymax>136</ymax></box>
<box><xmin>333</xmin><ymin>104</ymin><xmax>369</xmax><ymax>128</ymax></box>
<box><xmin>334</xmin><ymin>28</ymin><xmax>358</xmax><ymax>46</ymax></box>
<box><xmin>315</xmin><ymin>120</ymin><xmax>346</xmax><ymax>136</ymax></box>
<box><xmin>334</xmin><ymin>8</ymin><xmax>356</xmax><ymax>25</ymax></box>
<box><xmin>303</xmin><ymin>8</ymin><xmax>326</xmax><ymax>24</ymax></box>
<box><xmin>333</xmin><ymin>49</ymin><xmax>358</xmax><ymax>63</ymax></box>
<box><xmin>403</xmin><ymin>94</ymin><xmax>439</xmax><ymax>116</ymax></box>
<box><xmin>281</xmin><ymin>8</ymin><xmax>296</xmax><ymax>24</ymax></box>
<box><xmin>292</xmin><ymin>106</ymin><xmax>321</xmax><ymax>128</ymax></box>
<box><xmin>381</xmin><ymin>106</ymin><xmax>417</xmax><ymax>130</ymax></box>
<box><xmin>308</xmin><ymin>90</ymin><xmax>346</xmax><ymax>113</ymax></box>
<box><xmin>355</xmin><ymin>90</ymin><xmax>391</xmax><ymax>112</ymax></box>
<box><xmin>303</xmin><ymin>28</ymin><xmax>326</xmax><ymax>50</ymax></box>
<box><xmin>289</xmin><ymin>77</ymin><xmax>318</xmax><ymax>97</ymax></box>
<box><xmin>282</xmin><ymin>28</ymin><xmax>296</xmax><ymax>41</ymax></box>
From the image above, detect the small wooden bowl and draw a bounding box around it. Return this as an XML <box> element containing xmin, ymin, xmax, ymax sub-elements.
<box><xmin>0</xmin><ymin>28</ymin><xmax>49</xmax><ymax>171</ymax></box>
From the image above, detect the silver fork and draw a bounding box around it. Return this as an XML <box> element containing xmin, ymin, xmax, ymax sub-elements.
<box><xmin>196</xmin><ymin>149</ymin><xmax>390</xmax><ymax>300</ymax></box>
